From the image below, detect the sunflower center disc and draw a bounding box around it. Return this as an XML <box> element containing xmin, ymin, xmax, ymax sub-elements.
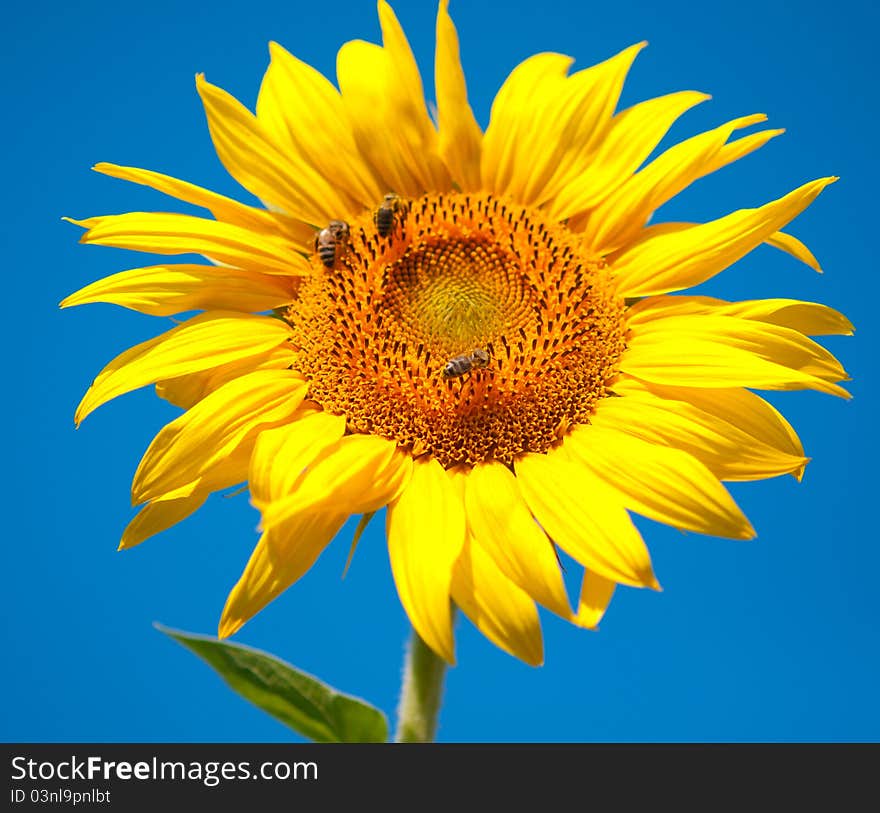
<box><xmin>286</xmin><ymin>193</ymin><xmax>627</xmax><ymax>468</ymax></box>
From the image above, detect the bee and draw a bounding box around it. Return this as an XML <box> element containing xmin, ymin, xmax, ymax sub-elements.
<box><xmin>314</xmin><ymin>220</ymin><xmax>350</xmax><ymax>269</ymax></box>
<box><xmin>374</xmin><ymin>193</ymin><xmax>403</xmax><ymax>238</ymax></box>
<box><xmin>441</xmin><ymin>348</ymin><xmax>491</xmax><ymax>380</ymax></box>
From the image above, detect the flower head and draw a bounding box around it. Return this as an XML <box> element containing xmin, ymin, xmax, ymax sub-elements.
<box><xmin>64</xmin><ymin>0</ymin><xmax>851</xmax><ymax>666</ymax></box>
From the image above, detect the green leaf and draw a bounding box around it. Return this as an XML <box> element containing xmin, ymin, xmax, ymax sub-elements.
<box><xmin>342</xmin><ymin>511</ymin><xmax>376</xmax><ymax>579</ymax></box>
<box><xmin>156</xmin><ymin>623</ymin><xmax>388</xmax><ymax>743</ymax></box>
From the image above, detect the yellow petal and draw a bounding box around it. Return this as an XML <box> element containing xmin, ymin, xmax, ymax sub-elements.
<box><xmin>575</xmin><ymin>571</ymin><xmax>617</xmax><ymax>629</ymax></box>
<box><xmin>156</xmin><ymin>345</ymin><xmax>294</xmax><ymax>409</ymax></box>
<box><xmin>75</xmin><ymin>311</ymin><xmax>292</xmax><ymax>425</ymax></box>
<box><xmin>722</xmin><ymin>299</ymin><xmax>854</xmax><ymax>336</ymax></box>
<box><xmin>376</xmin><ymin>0</ymin><xmax>451</xmax><ymax>191</ymax></box>
<box><xmin>256</xmin><ymin>42</ymin><xmax>384</xmax><ymax>210</ymax></box>
<box><xmin>610</xmin><ymin>177</ymin><xmax>836</xmax><ymax>297</ymax></box>
<box><xmin>535</xmin><ymin>43</ymin><xmax>647</xmax><ymax>207</ymax></box>
<box><xmin>509</xmin><ymin>42</ymin><xmax>646</xmax><ymax>205</ymax></box>
<box><xmin>628</xmin><ymin>295</ymin><xmax>853</xmax><ymax>336</ymax></box>
<box><xmin>705</xmin><ymin>128</ymin><xmax>790</xmax><ymax>179</ymax></box>
<box><xmin>618</xmin><ymin>376</ymin><xmax>806</xmax><ymax>465</ymax></box>
<box><xmin>565</xmin><ymin>425</ymin><xmax>755</xmax><ymax>539</ymax></box>
<box><xmin>648</xmin><ymin>125</ymin><xmax>786</xmax><ymax>216</ymax></box>
<box><xmin>435</xmin><ymin>0</ymin><xmax>482</xmax><ymax>190</ymax></box>
<box><xmin>260</xmin><ymin>435</ymin><xmax>412</xmax><ymax>528</ymax></box>
<box><xmin>196</xmin><ymin>74</ymin><xmax>346</xmax><ymax>223</ymax></box>
<box><xmin>336</xmin><ymin>41</ymin><xmax>417</xmax><ymax>195</ymax></box>
<box><xmin>547</xmin><ymin>90</ymin><xmax>710</xmax><ymax>220</ymax></box>
<box><xmin>622</xmin><ymin>312</ymin><xmax>850</xmax><ymax>397</ymax></box>
<box><xmin>66</xmin><ymin>212</ymin><xmax>310</xmax><ymax>277</ymax></box>
<box><xmin>464</xmin><ymin>461</ymin><xmax>571</xmax><ymax>619</ymax></box>
<box><xmin>132</xmin><ymin>370</ymin><xmax>307</xmax><ymax>503</ymax></box>
<box><xmin>585</xmin><ymin>114</ymin><xmax>779</xmax><ymax>252</ymax></box>
<box><xmin>92</xmin><ymin>162</ymin><xmax>312</xmax><ymax>245</ymax></box>
<box><xmin>219</xmin><ymin>511</ymin><xmax>348</xmax><ymax>638</ymax></box>
<box><xmin>594</xmin><ymin>380</ymin><xmax>808</xmax><ymax>481</ymax></box>
<box><xmin>386</xmin><ymin>456</ymin><xmax>465</xmax><ymax>664</ymax></box>
<box><xmin>515</xmin><ymin>449</ymin><xmax>658</xmax><ymax>588</ymax></box>
<box><xmin>336</xmin><ymin>4</ymin><xmax>451</xmax><ymax>196</ymax></box>
<box><xmin>119</xmin><ymin>488</ymin><xmax>209</xmax><ymax>550</ymax></box>
<box><xmin>249</xmin><ymin>411</ymin><xmax>348</xmax><ymax>504</ymax></box>
<box><xmin>451</xmin><ymin>536</ymin><xmax>543</xmax><ymax>666</ymax></box>
<box><xmin>765</xmin><ymin>230</ymin><xmax>823</xmax><ymax>273</ymax></box>
<box><xmin>60</xmin><ymin>264</ymin><xmax>294</xmax><ymax>317</ymax></box>
<box><xmin>480</xmin><ymin>53</ymin><xmax>573</xmax><ymax>200</ymax></box>
<box><xmin>482</xmin><ymin>44</ymin><xmax>646</xmax><ymax>206</ymax></box>
<box><xmin>614</xmin><ymin>222</ymin><xmax>824</xmax><ymax>274</ymax></box>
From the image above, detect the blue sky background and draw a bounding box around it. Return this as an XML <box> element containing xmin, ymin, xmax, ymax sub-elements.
<box><xmin>4</xmin><ymin>0</ymin><xmax>877</xmax><ymax>742</ymax></box>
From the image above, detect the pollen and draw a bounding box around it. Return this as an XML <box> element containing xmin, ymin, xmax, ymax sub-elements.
<box><xmin>285</xmin><ymin>193</ymin><xmax>627</xmax><ymax>468</ymax></box>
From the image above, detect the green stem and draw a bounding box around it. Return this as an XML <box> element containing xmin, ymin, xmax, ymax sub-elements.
<box><xmin>394</xmin><ymin>627</ymin><xmax>449</xmax><ymax>743</ymax></box>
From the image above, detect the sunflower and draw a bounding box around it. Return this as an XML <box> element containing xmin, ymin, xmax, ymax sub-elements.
<box><xmin>64</xmin><ymin>0</ymin><xmax>851</xmax><ymax>667</ymax></box>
